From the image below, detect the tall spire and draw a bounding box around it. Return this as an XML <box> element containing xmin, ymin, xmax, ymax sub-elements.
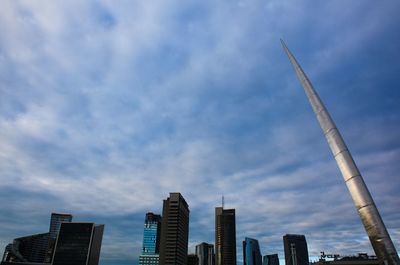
<box><xmin>281</xmin><ymin>39</ymin><xmax>400</xmax><ymax>265</ymax></box>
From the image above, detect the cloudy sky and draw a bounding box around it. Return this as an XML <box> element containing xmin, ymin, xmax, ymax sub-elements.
<box><xmin>0</xmin><ymin>0</ymin><xmax>399</xmax><ymax>264</ymax></box>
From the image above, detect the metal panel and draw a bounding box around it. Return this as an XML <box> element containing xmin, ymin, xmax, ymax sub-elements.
<box><xmin>281</xmin><ymin>40</ymin><xmax>399</xmax><ymax>265</ymax></box>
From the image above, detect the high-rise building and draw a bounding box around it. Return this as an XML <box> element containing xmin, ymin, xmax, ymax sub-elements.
<box><xmin>196</xmin><ymin>242</ymin><xmax>215</xmax><ymax>265</ymax></box>
<box><xmin>159</xmin><ymin>193</ymin><xmax>190</xmax><ymax>265</ymax></box>
<box><xmin>188</xmin><ymin>254</ymin><xmax>199</xmax><ymax>265</ymax></box>
<box><xmin>263</xmin><ymin>254</ymin><xmax>279</xmax><ymax>265</ymax></box>
<box><xmin>243</xmin><ymin>237</ymin><xmax>262</xmax><ymax>265</ymax></box>
<box><xmin>215</xmin><ymin>207</ymin><xmax>236</xmax><ymax>265</ymax></box>
<box><xmin>52</xmin><ymin>222</ymin><xmax>104</xmax><ymax>265</ymax></box>
<box><xmin>283</xmin><ymin>234</ymin><xmax>309</xmax><ymax>265</ymax></box>
<box><xmin>2</xmin><ymin>233</ymin><xmax>50</xmax><ymax>263</ymax></box>
<box><xmin>46</xmin><ymin>213</ymin><xmax>73</xmax><ymax>263</ymax></box>
<box><xmin>49</xmin><ymin>213</ymin><xmax>73</xmax><ymax>239</ymax></box>
<box><xmin>1</xmin><ymin>212</ymin><xmax>73</xmax><ymax>264</ymax></box>
<box><xmin>139</xmin><ymin>212</ymin><xmax>162</xmax><ymax>265</ymax></box>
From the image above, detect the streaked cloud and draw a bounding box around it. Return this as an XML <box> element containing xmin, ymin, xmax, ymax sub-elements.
<box><xmin>0</xmin><ymin>0</ymin><xmax>399</xmax><ymax>263</ymax></box>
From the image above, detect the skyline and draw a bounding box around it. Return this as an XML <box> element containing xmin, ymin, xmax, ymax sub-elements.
<box><xmin>1</xmin><ymin>0</ymin><xmax>400</xmax><ymax>264</ymax></box>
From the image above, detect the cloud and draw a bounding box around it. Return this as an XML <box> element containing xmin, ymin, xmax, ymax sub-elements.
<box><xmin>0</xmin><ymin>0</ymin><xmax>399</xmax><ymax>263</ymax></box>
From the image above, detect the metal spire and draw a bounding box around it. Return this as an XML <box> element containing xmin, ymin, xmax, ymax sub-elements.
<box><xmin>281</xmin><ymin>39</ymin><xmax>400</xmax><ymax>265</ymax></box>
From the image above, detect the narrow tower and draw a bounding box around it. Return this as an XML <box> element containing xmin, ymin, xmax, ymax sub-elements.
<box><xmin>281</xmin><ymin>40</ymin><xmax>399</xmax><ymax>265</ymax></box>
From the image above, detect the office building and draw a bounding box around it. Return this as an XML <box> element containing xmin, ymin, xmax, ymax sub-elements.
<box><xmin>49</xmin><ymin>213</ymin><xmax>73</xmax><ymax>239</ymax></box>
<box><xmin>52</xmin><ymin>222</ymin><xmax>104</xmax><ymax>265</ymax></box>
<box><xmin>139</xmin><ymin>212</ymin><xmax>162</xmax><ymax>265</ymax></box>
<box><xmin>2</xmin><ymin>233</ymin><xmax>50</xmax><ymax>263</ymax></box>
<box><xmin>188</xmin><ymin>254</ymin><xmax>199</xmax><ymax>265</ymax></box>
<box><xmin>195</xmin><ymin>242</ymin><xmax>214</xmax><ymax>265</ymax></box>
<box><xmin>215</xmin><ymin>207</ymin><xmax>236</xmax><ymax>265</ymax></box>
<box><xmin>243</xmin><ymin>238</ymin><xmax>262</xmax><ymax>265</ymax></box>
<box><xmin>263</xmin><ymin>254</ymin><xmax>279</xmax><ymax>265</ymax></box>
<box><xmin>46</xmin><ymin>213</ymin><xmax>73</xmax><ymax>263</ymax></box>
<box><xmin>159</xmin><ymin>193</ymin><xmax>190</xmax><ymax>265</ymax></box>
<box><xmin>283</xmin><ymin>234</ymin><xmax>309</xmax><ymax>265</ymax></box>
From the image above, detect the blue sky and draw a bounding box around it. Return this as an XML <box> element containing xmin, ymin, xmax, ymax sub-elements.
<box><xmin>0</xmin><ymin>0</ymin><xmax>399</xmax><ymax>264</ymax></box>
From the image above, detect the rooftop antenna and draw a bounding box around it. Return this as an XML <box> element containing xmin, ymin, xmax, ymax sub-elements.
<box><xmin>222</xmin><ymin>195</ymin><xmax>224</xmax><ymax>209</ymax></box>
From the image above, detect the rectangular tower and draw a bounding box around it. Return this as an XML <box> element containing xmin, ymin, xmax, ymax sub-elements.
<box><xmin>243</xmin><ymin>237</ymin><xmax>262</xmax><ymax>265</ymax></box>
<box><xmin>52</xmin><ymin>222</ymin><xmax>104</xmax><ymax>265</ymax></box>
<box><xmin>283</xmin><ymin>234</ymin><xmax>309</xmax><ymax>265</ymax></box>
<box><xmin>215</xmin><ymin>207</ymin><xmax>236</xmax><ymax>265</ymax></box>
<box><xmin>196</xmin><ymin>242</ymin><xmax>215</xmax><ymax>265</ymax></box>
<box><xmin>159</xmin><ymin>193</ymin><xmax>190</xmax><ymax>265</ymax></box>
<box><xmin>139</xmin><ymin>212</ymin><xmax>162</xmax><ymax>265</ymax></box>
<box><xmin>49</xmin><ymin>213</ymin><xmax>73</xmax><ymax>239</ymax></box>
<box><xmin>263</xmin><ymin>254</ymin><xmax>279</xmax><ymax>265</ymax></box>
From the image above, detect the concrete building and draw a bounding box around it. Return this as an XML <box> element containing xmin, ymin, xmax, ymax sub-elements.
<box><xmin>215</xmin><ymin>207</ymin><xmax>236</xmax><ymax>265</ymax></box>
<box><xmin>159</xmin><ymin>193</ymin><xmax>190</xmax><ymax>265</ymax></box>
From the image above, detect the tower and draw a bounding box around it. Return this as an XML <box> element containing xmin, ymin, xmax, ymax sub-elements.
<box><xmin>263</xmin><ymin>254</ymin><xmax>279</xmax><ymax>265</ymax></box>
<box><xmin>52</xmin><ymin>222</ymin><xmax>104</xmax><ymax>265</ymax></box>
<box><xmin>196</xmin><ymin>242</ymin><xmax>215</xmax><ymax>265</ymax></box>
<box><xmin>281</xmin><ymin>40</ymin><xmax>400</xmax><ymax>265</ymax></box>
<box><xmin>283</xmin><ymin>234</ymin><xmax>309</xmax><ymax>265</ymax></box>
<box><xmin>243</xmin><ymin>237</ymin><xmax>262</xmax><ymax>265</ymax></box>
<box><xmin>215</xmin><ymin>206</ymin><xmax>236</xmax><ymax>265</ymax></box>
<box><xmin>159</xmin><ymin>192</ymin><xmax>190</xmax><ymax>265</ymax></box>
<box><xmin>49</xmin><ymin>213</ymin><xmax>73</xmax><ymax>239</ymax></box>
<box><xmin>139</xmin><ymin>212</ymin><xmax>162</xmax><ymax>265</ymax></box>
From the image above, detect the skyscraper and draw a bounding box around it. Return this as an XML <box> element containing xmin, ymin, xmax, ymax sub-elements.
<box><xmin>49</xmin><ymin>213</ymin><xmax>73</xmax><ymax>239</ymax></box>
<box><xmin>196</xmin><ymin>242</ymin><xmax>215</xmax><ymax>265</ymax></box>
<box><xmin>46</xmin><ymin>213</ymin><xmax>73</xmax><ymax>262</ymax></box>
<box><xmin>159</xmin><ymin>193</ymin><xmax>190</xmax><ymax>265</ymax></box>
<box><xmin>263</xmin><ymin>254</ymin><xmax>279</xmax><ymax>265</ymax></box>
<box><xmin>243</xmin><ymin>237</ymin><xmax>262</xmax><ymax>265</ymax></box>
<box><xmin>215</xmin><ymin>207</ymin><xmax>236</xmax><ymax>265</ymax></box>
<box><xmin>139</xmin><ymin>212</ymin><xmax>162</xmax><ymax>265</ymax></box>
<box><xmin>281</xmin><ymin>40</ymin><xmax>400</xmax><ymax>265</ymax></box>
<box><xmin>283</xmin><ymin>234</ymin><xmax>309</xmax><ymax>265</ymax></box>
<box><xmin>52</xmin><ymin>222</ymin><xmax>104</xmax><ymax>265</ymax></box>
<box><xmin>1</xmin><ymin>212</ymin><xmax>73</xmax><ymax>263</ymax></box>
<box><xmin>2</xmin><ymin>233</ymin><xmax>50</xmax><ymax>263</ymax></box>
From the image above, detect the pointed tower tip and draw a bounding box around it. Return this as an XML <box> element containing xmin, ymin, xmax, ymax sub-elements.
<box><xmin>280</xmin><ymin>39</ymin><xmax>287</xmax><ymax>49</ymax></box>
<box><xmin>280</xmin><ymin>39</ymin><xmax>292</xmax><ymax>61</ymax></box>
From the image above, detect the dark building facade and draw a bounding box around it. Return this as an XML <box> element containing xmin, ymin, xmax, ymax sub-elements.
<box><xmin>159</xmin><ymin>193</ymin><xmax>190</xmax><ymax>265</ymax></box>
<box><xmin>188</xmin><ymin>254</ymin><xmax>199</xmax><ymax>265</ymax></box>
<box><xmin>139</xmin><ymin>212</ymin><xmax>162</xmax><ymax>265</ymax></box>
<box><xmin>215</xmin><ymin>207</ymin><xmax>236</xmax><ymax>265</ymax></box>
<box><xmin>196</xmin><ymin>242</ymin><xmax>215</xmax><ymax>265</ymax></box>
<box><xmin>243</xmin><ymin>238</ymin><xmax>262</xmax><ymax>265</ymax></box>
<box><xmin>52</xmin><ymin>222</ymin><xmax>104</xmax><ymax>265</ymax></box>
<box><xmin>46</xmin><ymin>213</ymin><xmax>73</xmax><ymax>263</ymax></box>
<box><xmin>196</xmin><ymin>242</ymin><xmax>214</xmax><ymax>265</ymax></box>
<box><xmin>49</xmin><ymin>213</ymin><xmax>73</xmax><ymax>239</ymax></box>
<box><xmin>283</xmin><ymin>234</ymin><xmax>309</xmax><ymax>265</ymax></box>
<box><xmin>263</xmin><ymin>254</ymin><xmax>279</xmax><ymax>265</ymax></box>
<box><xmin>2</xmin><ymin>233</ymin><xmax>50</xmax><ymax>263</ymax></box>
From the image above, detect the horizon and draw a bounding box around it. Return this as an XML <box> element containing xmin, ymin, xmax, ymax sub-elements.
<box><xmin>1</xmin><ymin>0</ymin><xmax>399</xmax><ymax>264</ymax></box>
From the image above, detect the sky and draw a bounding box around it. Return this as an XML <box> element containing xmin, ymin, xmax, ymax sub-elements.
<box><xmin>0</xmin><ymin>0</ymin><xmax>399</xmax><ymax>264</ymax></box>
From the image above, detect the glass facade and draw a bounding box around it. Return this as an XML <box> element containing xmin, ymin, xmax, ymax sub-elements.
<box><xmin>2</xmin><ymin>233</ymin><xmax>50</xmax><ymax>263</ymax></box>
<box><xmin>263</xmin><ymin>254</ymin><xmax>279</xmax><ymax>265</ymax></box>
<box><xmin>283</xmin><ymin>234</ymin><xmax>309</xmax><ymax>265</ymax></box>
<box><xmin>49</xmin><ymin>213</ymin><xmax>73</xmax><ymax>239</ymax></box>
<box><xmin>52</xmin><ymin>222</ymin><xmax>104</xmax><ymax>265</ymax></box>
<box><xmin>243</xmin><ymin>237</ymin><xmax>262</xmax><ymax>265</ymax></box>
<box><xmin>196</xmin><ymin>242</ymin><xmax>215</xmax><ymax>265</ymax></box>
<box><xmin>139</xmin><ymin>212</ymin><xmax>162</xmax><ymax>265</ymax></box>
